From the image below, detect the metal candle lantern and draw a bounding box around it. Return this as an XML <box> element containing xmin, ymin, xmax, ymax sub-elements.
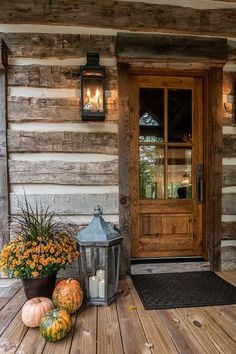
<box><xmin>81</xmin><ymin>53</ymin><xmax>105</xmax><ymax>121</ymax></box>
<box><xmin>76</xmin><ymin>206</ymin><xmax>123</xmax><ymax>306</ymax></box>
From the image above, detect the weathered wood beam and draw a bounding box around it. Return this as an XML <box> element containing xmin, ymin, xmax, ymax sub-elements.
<box><xmin>1</xmin><ymin>33</ymin><xmax>115</xmax><ymax>59</ymax></box>
<box><xmin>8</xmin><ymin>96</ymin><xmax>118</xmax><ymax>123</ymax></box>
<box><xmin>116</xmin><ymin>33</ymin><xmax>228</xmax><ymax>63</ymax></box>
<box><xmin>0</xmin><ymin>1</ymin><xmax>236</xmax><ymax>38</ymax></box>
<box><xmin>222</xmin><ymin>193</ymin><xmax>236</xmax><ymax>214</ymax></box>
<box><xmin>207</xmin><ymin>67</ymin><xmax>223</xmax><ymax>271</ymax></box>
<box><xmin>221</xmin><ymin>245</ymin><xmax>236</xmax><ymax>270</ymax></box>
<box><xmin>7</xmin><ymin>131</ymin><xmax>118</xmax><ymax>154</ymax></box>
<box><xmin>223</xmin><ymin>135</ymin><xmax>236</xmax><ymax>157</ymax></box>
<box><xmin>8</xmin><ymin>65</ymin><xmax>117</xmax><ymax>90</ymax></box>
<box><xmin>118</xmin><ymin>62</ymin><xmax>131</xmax><ymax>276</ymax></box>
<box><xmin>222</xmin><ymin>222</ymin><xmax>236</xmax><ymax>239</ymax></box>
<box><xmin>9</xmin><ymin>160</ymin><xmax>118</xmax><ymax>185</ymax></box>
<box><xmin>223</xmin><ymin>166</ymin><xmax>236</xmax><ymax>186</ymax></box>
<box><xmin>0</xmin><ymin>39</ymin><xmax>9</xmax><ymax>249</ymax></box>
<box><xmin>10</xmin><ymin>193</ymin><xmax>118</xmax><ymax>215</ymax></box>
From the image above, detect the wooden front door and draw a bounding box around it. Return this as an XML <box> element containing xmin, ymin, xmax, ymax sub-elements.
<box><xmin>130</xmin><ymin>74</ymin><xmax>204</xmax><ymax>258</ymax></box>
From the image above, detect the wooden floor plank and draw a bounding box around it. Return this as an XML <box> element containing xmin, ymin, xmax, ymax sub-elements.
<box><xmin>16</xmin><ymin>327</ymin><xmax>46</xmax><ymax>354</ymax></box>
<box><xmin>180</xmin><ymin>307</ymin><xmax>236</xmax><ymax>354</ymax></box>
<box><xmin>127</xmin><ymin>277</ymin><xmax>178</xmax><ymax>354</ymax></box>
<box><xmin>0</xmin><ymin>288</ymin><xmax>26</xmax><ymax>337</ymax></box>
<box><xmin>0</xmin><ymin>310</ymin><xmax>28</xmax><ymax>354</ymax></box>
<box><xmin>116</xmin><ymin>279</ymin><xmax>152</xmax><ymax>354</ymax></box>
<box><xmin>157</xmin><ymin>309</ymin><xmax>208</xmax><ymax>354</ymax></box>
<box><xmin>176</xmin><ymin>308</ymin><xmax>221</xmax><ymax>354</ymax></box>
<box><xmin>97</xmin><ymin>302</ymin><xmax>124</xmax><ymax>354</ymax></box>
<box><xmin>0</xmin><ymin>282</ymin><xmax>22</xmax><ymax>311</ymax></box>
<box><xmin>217</xmin><ymin>305</ymin><xmax>236</xmax><ymax>324</ymax></box>
<box><xmin>204</xmin><ymin>306</ymin><xmax>236</xmax><ymax>345</ymax></box>
<box><xmin>70</xmin><ymin>305</ymin><xmax>97</xmax><ymax>354</ymax></box>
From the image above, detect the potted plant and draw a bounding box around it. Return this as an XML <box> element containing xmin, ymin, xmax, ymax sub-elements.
<box><xmin>0</xmin><ymin>198</ymin><xmax>78</xmax><ymax>299</ymax></box>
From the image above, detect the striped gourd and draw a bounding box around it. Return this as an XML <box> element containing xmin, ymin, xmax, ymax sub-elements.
<box><xmin>39</xmin><ymin>308</ymin><xmax>71</xmax><ymax>342</ymax></box>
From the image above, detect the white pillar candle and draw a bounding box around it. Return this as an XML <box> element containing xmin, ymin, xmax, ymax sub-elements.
<box><xmin>96</xmin><ymin>269</ymin><xmax>105</xmax><ymax>280</ymax></box>
<box><xmin>89</xmin><ymin>276</ymin><xmax>98</xmax><ymax>298</ymax></box>
<box><xmin>98</xmin><ymin>279</ymin><xmax>105</xmax><ymax>298</ymax></box>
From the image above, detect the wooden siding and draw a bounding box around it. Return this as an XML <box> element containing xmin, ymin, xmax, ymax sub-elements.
<box><xmin>8</xmin><ymin>131</ymin><xmax>118</xmax><ymax>153</ymax></box>
<box><xmin>10</xmin><ymin>193</ymin><xmax>119</xmax><ymax>215</ymax></box>
<box><xmin>2</xmin><ymin>30</ymin><xmax>119</xmax><ymax>258</ymax></box>
<box><xmin>9</xmin><ymin>160</ymin><xmax>118</xmax><ymax>185</ymax></box>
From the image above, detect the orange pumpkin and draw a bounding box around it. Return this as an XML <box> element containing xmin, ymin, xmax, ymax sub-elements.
<box><xmin>52</xmin><ymin>278</ymin><xmax>83</xmax><ymax>314</ymax></box>
<box><xmin>22</xmin><ymin>297</ymin><xmax>54</xmax><ymax>327</ymax></box>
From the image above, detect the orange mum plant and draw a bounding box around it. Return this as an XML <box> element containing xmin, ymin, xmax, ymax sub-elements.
<box><xmin>0</xmin><ymin>198</ymin><xmax>78</xmax><ymax>279</ymax></box>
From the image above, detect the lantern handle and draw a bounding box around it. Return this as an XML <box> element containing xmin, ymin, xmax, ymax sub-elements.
<box><xmin>94</xmin><ymin>205</ymin><xmax>103</xmax><ymax>216</ymax></box>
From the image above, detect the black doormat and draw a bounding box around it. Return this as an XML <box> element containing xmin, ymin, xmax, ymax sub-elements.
<box><xmin>131</xmin><ymin>271</ymin><xmax>236</xmax><ymax>310</ymax></box>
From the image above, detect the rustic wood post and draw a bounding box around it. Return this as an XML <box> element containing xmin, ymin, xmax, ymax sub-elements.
<box><xmin>0</xmin><ymin>39</ymin><xmax>9</xmax><ymax>249</ymax></box>
<box><xmin>207</xmin><ymin>67</ymin><xmax>224</xmax><ymax>271</ymax></box>
<box><xmin>117</xmin><ymin>62</ymin><xmax>131</xmax><ymax>276</ymax></box>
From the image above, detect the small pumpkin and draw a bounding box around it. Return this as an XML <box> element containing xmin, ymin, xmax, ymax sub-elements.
<box><xmin>52</xmin><ymin>278</ymin><xmax>83</xmax><ymax>314</ymax></box>
<box><xmin>39</xmin><ymin>308</ymin><xmax>71</xmax><ymax>342</ymax></box>
<box><xmin>21</xmin><ymin>297</ymin><xmax>54</xmax><ymax>328</ymax></box>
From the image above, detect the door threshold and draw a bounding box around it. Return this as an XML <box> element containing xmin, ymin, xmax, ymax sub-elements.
<box><xmin>131</xmin><ymin>257</ymin><xmax>206</xmax><ymax>264</ymax></box>
<box><xmin>131</xmin><ymin>257</ymin><xmax>210</xmax><ymax>275</ymax></box>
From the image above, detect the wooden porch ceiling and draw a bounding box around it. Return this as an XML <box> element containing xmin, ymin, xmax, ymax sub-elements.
<box><xmin>1</xmin><ymin>273</ymin><xmax>236</xmax><ymax>353</ymax></box>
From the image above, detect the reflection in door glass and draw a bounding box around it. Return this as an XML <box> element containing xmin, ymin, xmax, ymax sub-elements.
<box><xmin>139</xmin><ymin>88</ymin><xmax>164</xmax><ymax>143</ymax></box>
<box><xmin>139</xmin><ymin>146</ymin><xmax>164</xmax><ymax>199</ymax></box>
<box><xmin>168</xmin><ymin>89</ymin><xmax>192</xmax><ymax>142</ymax></box>
<box><xmin>167</xmin><ymin>148</ymin><xmax>192</xmax><ymax>199</ymax></box>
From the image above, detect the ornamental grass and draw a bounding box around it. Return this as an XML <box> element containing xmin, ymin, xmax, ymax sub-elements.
<box><xmin>0</xmin><ymin>197</ymin><xmax>78</xmax><ymax>279</ymax></box>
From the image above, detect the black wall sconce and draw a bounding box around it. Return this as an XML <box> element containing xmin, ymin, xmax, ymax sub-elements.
<box><xmin>81</xmin><ymin>53</ymin><xmax>105</xmax><ymax>121</ymax></box>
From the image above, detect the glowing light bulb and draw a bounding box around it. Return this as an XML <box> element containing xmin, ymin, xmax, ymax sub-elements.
<box><xmin>95</xmin><ymin>88</ymin><xmax>100</xmax><ymax>98</ymax></box>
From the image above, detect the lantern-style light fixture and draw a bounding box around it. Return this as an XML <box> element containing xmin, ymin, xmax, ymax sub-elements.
<box><xmin>76</xmin><ymin>206</ymin><xmax>123</xmax><ymax>306</ymax></box>
<box><xmin>81</xmin><ymin>53</ymin><xmax>105</xmax><ymax>121</ymax></box>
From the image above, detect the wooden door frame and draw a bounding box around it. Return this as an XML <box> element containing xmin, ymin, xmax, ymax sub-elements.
<box><xmin>118</xmin><ymin>64</ymin><xmax>223</xmax><ymax>274</ymax></box>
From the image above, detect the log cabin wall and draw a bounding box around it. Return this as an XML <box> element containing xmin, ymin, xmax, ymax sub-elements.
<box><xmin>0</xmin><ymin>0</ymin><xmax>236</xmax><ymax>274</ymax></box>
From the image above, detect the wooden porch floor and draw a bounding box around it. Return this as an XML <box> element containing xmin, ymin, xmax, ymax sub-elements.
<box><xmin>1</xmin><ymin>273</ymin><xmax>236</xmax><ymax>354</ymax></box>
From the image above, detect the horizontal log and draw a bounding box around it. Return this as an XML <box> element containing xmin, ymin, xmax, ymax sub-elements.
<box><xmin>221</xmin><ymin>245</ymin><xmax>236</xmax><ymax>270</ymax></box>
<box><xmin>2</xmin><ymin>33</ymin><xmax>115</xmax><ymax>58</ymax></box>
<box><xmin>223</xmin><ymin>165</ymin><xmax>236</xmax><ymax>187</ymax></box>
<box><xmin>116</xmin><ymin>33</ymin><xmax>228</xmax><ymax>63</ymax></box>
<box><xmin>223</xmin><ymin>135</ymin><xmax>236</xmax><ymax>157</ymax></box>
<box><xmin>9</xmin><ymin>159</ymin><xmax>118</xmax><ymax>185</ymax></box>
<box><xmin>8</xmin><ymin>131</ymin><xmax>118</xmax><ymax>154</ymax></box>
<box><xmin>8</xmin><ymin>65</ymin><xmax>117</xmax><ymax>90</ymax></box>
<box><xmin>10</xmin><ymin>193</ymin><xmax>119</xmax><ymax>214</ymax></box>
<box><xmin>222</xmin><ymin>193</ymin><xmax>236</xmax><ymax>214</ymax></box>
<box><xmin>1</xmin><ymin>1</ymin><xmax>236</xmax><ymax>38</ymax></box>
<box><xmin>222</xmin><ymin>222</ymin><xmax>236</xmax><ymax>239</ymax></box>
<box><xmin>8</xmin><ymin>96</ymin><xmax>118</xmax><ymax>122</ymax></box>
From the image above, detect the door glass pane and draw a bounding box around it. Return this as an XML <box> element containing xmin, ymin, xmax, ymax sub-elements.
<box><xmin>168</xmin><ymin>89</ymin><xmax>192</xmax><ymax>142</ymax></box>
<box><xmin>139</xmin><ymin>88</ymin><xmax>164</xmax><ymax>143</ymax></box>
<box><xmin>167</xmin><ymin>148</ymin><xmax>192</xmax><ymax>199</ymax></box>
<box><xmin>139</xmin><ymin>145</ymin><xmax>164</xmax><ymax>199</ymax></box>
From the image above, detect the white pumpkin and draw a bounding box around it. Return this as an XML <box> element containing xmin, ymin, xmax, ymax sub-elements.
<box><xmin>22</xmin><ymin>297</ymin><xmax>54</xmax><ymax>327</ymax></box>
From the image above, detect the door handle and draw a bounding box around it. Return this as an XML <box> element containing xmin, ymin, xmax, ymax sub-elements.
<box><xmin>196</xmin><ymin>164</ymin><xmax>203</xmax><ymax>203</ymax></box>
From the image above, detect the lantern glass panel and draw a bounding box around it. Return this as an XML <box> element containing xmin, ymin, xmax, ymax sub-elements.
<box><xmin>83</xmin><ymin>77</ymin><xmax>104</xmax><ymax>114</ymax></box>
<box><xmin>108</xmin><ymin>244</ymin><xmax>120</xmax><ymax>298</ymax></box>
<box><xmin>84</xmin><ymin>246</ymin><xmax>106</xmax><ymax>276</ymax></box>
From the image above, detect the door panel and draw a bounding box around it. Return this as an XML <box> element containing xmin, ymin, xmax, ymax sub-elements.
<box><xmin>130</xmin><ymin>75</ymin><xmax>203</xmax><ymax>258</ymax></box>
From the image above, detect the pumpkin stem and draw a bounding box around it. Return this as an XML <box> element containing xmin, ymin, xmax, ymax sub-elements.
<box><xmin>66</xmin><ymin>278</ymin><xmax>73</xmax><ymax>284</ymax></box>
<box><xmin>36</xmin><ymin>298</ymin><xmax>41</xmax><ymax>303</ymax></box>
